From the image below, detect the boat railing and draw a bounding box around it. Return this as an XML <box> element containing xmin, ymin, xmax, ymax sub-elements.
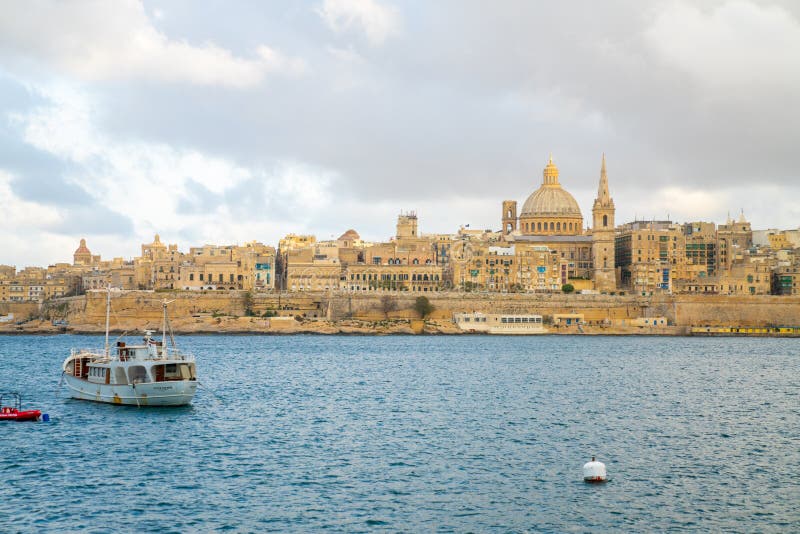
<box><xmin>70</xmin><ymin>348</ymin><xmax>105</xmax><ymax>359</ymax></box>
<box><xmin>161</xmin><ymin>349</ymin><xmax>195</xmax><ymax>362</ymax></box>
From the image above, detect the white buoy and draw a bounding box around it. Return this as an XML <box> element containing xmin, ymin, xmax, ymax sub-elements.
<box><xmin>583</xmin><ymin>456</ymin><xmax>607</xmax><ymax>483</ymax></box>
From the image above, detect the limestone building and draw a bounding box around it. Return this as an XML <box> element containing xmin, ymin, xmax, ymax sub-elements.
<box><xmin>615</xmin><ymin>221</ymin><xmax>685</xmax><ymax>294</ymax></box>
<box><xmin>498</xmin><ymin>155</ymin><xmax>617</xmax><ymax>292</ymax></box>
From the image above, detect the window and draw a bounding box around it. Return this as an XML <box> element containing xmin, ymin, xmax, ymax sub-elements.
<box><xmin>603</xmin><ymin>215</ymin><xmax>608</xmax><ymax>227</ymax></box>
<box><xmin>189</xmin><ymin>273</ymin><xmax>194</xmax><ymax>281</ymax></box>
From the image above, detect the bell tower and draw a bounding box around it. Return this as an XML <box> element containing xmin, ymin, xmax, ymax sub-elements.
<box><xmin>592</xmin><ymin>154</ymin><xmax>616</xmax><ymax>292</ymax></box>
<box><xmin>502</xmin><ymin>200</ymin><xmax>517</xmax><ymax>236</ymax></box>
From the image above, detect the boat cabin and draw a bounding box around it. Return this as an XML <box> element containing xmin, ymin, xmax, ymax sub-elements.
<box><xmin>66</xmin><ymin>335</ymin><xmax>196</xmax><ymax>386</ymax></box>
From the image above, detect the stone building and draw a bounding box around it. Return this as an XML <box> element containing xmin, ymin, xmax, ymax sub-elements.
<box><xmin>178</xmin><ymin>242</ymin><xmax>276</xmax><ymax>291</ymax></box>
<box><xmin>283</xmin><ymin>213</ymin><xmax>444</xmax><ymax>292</ymax></box>
<box><xmin>717</xmin><ymin>212</ymin><xmax>753</xmax><ymax>272</ymax></box>
<box><xmin>498</xmin><ymin>155</ymin><xmax>616</xmax><ymax>291</ymax></box>
<box><xmin>615</xmin><ymin>221</ymin><xmax>686</xmax><ymax>294</ymax></box>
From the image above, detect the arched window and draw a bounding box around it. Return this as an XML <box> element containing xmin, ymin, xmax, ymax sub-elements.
<box><xmin>603</xmin><ymin>214</ymin><xmax>608</xmax><ymax>227</ymax></box>
<box><xmin>507</xmin><ymin>209</ymin><xmax>512</xmax><ymax>218</ymax></box>
<box><xmin>537</xmin><ymin>222</ymin><xmax>542</xmax><ymax>232</ymax></box>
<box><xmin>568</xmin><ymin>223</ymin><xmax>572</xmax><ymax>231</ymax></box>
<box><xmin>550</xmin><ymin>222</ymin><xmax>555</xmax><ymax>231</ymax></box>
<box><xmin>556</xmin><ymin>222</ymin><xmax>561</xmax><ymax>231</ymax></box>
<box><xmin>413</xmin><ymin>258</ymin><xmax>419</xmax><ymax>265</ymax></box>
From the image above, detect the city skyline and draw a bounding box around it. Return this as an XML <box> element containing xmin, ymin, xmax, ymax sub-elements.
<box><xmin>2</xmin><ymin>1</ymin><xmax>800</xmax><ymax>266</ymax></box>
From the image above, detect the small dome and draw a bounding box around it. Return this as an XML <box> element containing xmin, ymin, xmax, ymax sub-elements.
<box><xmin>520</xmin><ymin>187</ymin><xmax>582</xmax><ymax>218</ymax></box>
<box><xmin>74</xmin><ymin>238</ymin><xmax>91</xmax><ymax>254</ymax></box>
<box><xmin>338</xmin><ymin>229</ymin><xmax>360</xmax><ymax>241</ymax></box>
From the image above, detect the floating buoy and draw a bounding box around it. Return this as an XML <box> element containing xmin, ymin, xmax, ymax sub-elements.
<box><xmin>42</xmin><ymin>414</ymin><xmax>50</xmax><ymax>422</ymax></box>
<box><xmin>583</xmin><ymin>456</ymin><xmax>607</xmax><ymax>483</ymax></box>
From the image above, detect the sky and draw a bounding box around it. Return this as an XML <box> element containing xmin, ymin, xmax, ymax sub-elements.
<box><xmin>1</xmin><ymin>0</ymin><xmax>799</xmax><ymax>267</ymax></box>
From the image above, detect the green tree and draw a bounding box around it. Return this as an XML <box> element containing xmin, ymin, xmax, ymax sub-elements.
<box><xmin>561</xmin><ymin>283</ymin><xmax>575</xmax><ymax>294</ymax></box>
<box><xmin>413</xmin><ymin>296</ymin><xmax>434</xmax><ymax>318</ymax></box>
<box><xmin>380</xmin><ymin>295</ymin><xmax>397</xmax><ymax>318</ymax></box>
<box><xmin>243</xmin><ymin>290</ymin><xmax>255</xmax><ymax>316</ymax></box>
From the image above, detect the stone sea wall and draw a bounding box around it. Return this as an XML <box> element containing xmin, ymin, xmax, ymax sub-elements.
<box><xmin>3</xmin><ymin>290</ymin><xmax>799</xmax><ymax>333</ymax></box>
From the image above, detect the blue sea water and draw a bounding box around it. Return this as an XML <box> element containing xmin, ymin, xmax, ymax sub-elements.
<box><xmin>0</xmin><ymin>334</ymin><xmax>798</xmax><ymax>532</ymax></box>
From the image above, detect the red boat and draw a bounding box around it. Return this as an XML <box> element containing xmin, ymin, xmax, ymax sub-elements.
<box><xmin>0</xmin><ymin>393</ymin><xmax>42</xmax><ymax>422</ymax></box>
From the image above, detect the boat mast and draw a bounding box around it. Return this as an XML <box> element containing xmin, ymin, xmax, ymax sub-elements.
<box><xmin>104</xmin><ymin>284</ymin><xmax>111</xmax><ymax>357</ymax></box>
<box><xmin>160</xmin><ymin>299</ymin><xmax>177</xmax><ymax>354</ymax></box>
<box><xmin>161</xmin><ymin>299</ymin><xmax>167</xmax><ymax>356</ymax></box>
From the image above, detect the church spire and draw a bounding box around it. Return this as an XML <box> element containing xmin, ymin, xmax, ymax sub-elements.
<box><xmin>591</xmin><ymin>153</ymin><xmax>616</xmax><ymax>292</ymax></box>
<box><xmin>594</xmin><ymin>153</ymin><xmax>613</xmax><ymax>208</ymax></box>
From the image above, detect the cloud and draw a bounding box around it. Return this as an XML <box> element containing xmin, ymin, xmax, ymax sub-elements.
<box><xmin>645</xmin><ymin>1</ymin><xmax>800</xmax><ymax>89</ymax></box>
<box><xmin>317</xmin><ymin>0</ymin><xmax>400</xmax><ymax>45</ymax></box>
<box><xmin>1</xmin><ymin>83</ymin><xmax>338</xmax><ymax>263</ymax></box>
<box><xmin>2</xmin><ymin>1</ymin><xmax>800</xmax><ymax>268</ymax></box>
<box><xmin>0</xmin><ymin>0</ymin><xmax>305</xmax><ymax>88</ymax></box>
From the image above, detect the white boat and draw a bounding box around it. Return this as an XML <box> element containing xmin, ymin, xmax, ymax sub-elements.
<box><xmin>454</xmin><ymin>312</ymin><xmax>547</xmax><ymax>334</ymax></box>
<box><xmin>61</xmin><ymin>289</ymin><xmax>197</xmax><ymax>406</ymax></box>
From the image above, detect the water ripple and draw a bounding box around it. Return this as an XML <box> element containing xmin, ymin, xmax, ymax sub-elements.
<box><xmin>0</xmin><ymin>334</ymin><xmax>798</xmax><ymax>532</ymax></box>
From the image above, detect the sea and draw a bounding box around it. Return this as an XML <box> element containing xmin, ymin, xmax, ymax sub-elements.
<box><xmin>0</xmin><ymin>334</ymin><xmax>798</xmax><ymax>533</ymax></box>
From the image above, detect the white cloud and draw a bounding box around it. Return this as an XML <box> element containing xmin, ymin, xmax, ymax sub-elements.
<box><xmin>3</xmin><ymin>84</ymin><xmax>336</xmax><ymax>263</ymax></box>
<box><xmin>623</xmin><ymin>186</ymin><xmax>727</xmax><ymax>222</ymax></box>
<box><xmin>317</xmin><ymin>0</ymin><xmax>400</xmax><ymax>45</ymax></box>
<box><xmin>0</xmin><ymin>0</ymin><xmax>305</xmax><ymax>88</ymax></box>
<box><xmin>645</xmin><ymin>1</ymin><xmax>800</xmax><ymax>88</ymax></box>
<box><xmin>0</xmin><ymin>170</ymin><xmax>61</xmax><ymax>229</ymax></box>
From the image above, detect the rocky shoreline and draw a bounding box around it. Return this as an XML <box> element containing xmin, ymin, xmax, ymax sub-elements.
<box><xmin>1</xmin><ymin>316</ymin><xmax>689</xmax><ymax>336</ymax></box>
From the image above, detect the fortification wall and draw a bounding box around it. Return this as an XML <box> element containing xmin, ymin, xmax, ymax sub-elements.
<box><xmin>47</xmin><ymin>290</ymin><xmax>800</xmax><ymax>329</ymax></box>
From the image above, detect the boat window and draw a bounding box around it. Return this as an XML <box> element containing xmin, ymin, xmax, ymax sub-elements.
<box><xmin>128</xmin><ymin>366</ymin><xmax>149</xmax><ymax>383</ymax></box>
<box><xmin>114</xmin><ymin>368</ymin><xmax>128</xmax><ymax>385</ymax></box>
<box><xmin>179</xmin><ymin>364</ymin><xmax>193</xmax><ymax>380</ymax></box>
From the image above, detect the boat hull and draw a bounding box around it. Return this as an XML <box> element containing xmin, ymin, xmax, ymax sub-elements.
<box><xmin>0</xmin><ymin>410</ymin><xmax>41</xmax><ymax>421</ymax></box>
<box><xmin>63</xmin><ymin>375</ymin><xmax>197</xmax><ymax>406</ymax></box>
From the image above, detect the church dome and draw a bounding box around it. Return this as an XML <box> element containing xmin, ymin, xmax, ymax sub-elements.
<box><xmin>517</xmin><ymin>156</ymin><xmax>584</xmax><ymax>236</ymax></box>
<box><xmin>519</xmin><ymin>157</ymin><xmax>582</xmax><ymax>218</ymax></box>
<box><xmin>520</xmin><ymin>186</ymin><xmax>582</xmax><ymax>218</ymax></box>
<box><xmin>338</xmin><ymin>229</ymin><xmax>360</xmax><ymax>241</ymax></box>
<box><xmin>74</xmin><ymin>238</ymin><xmax>91</xmax><ymax>255</ymax></box>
